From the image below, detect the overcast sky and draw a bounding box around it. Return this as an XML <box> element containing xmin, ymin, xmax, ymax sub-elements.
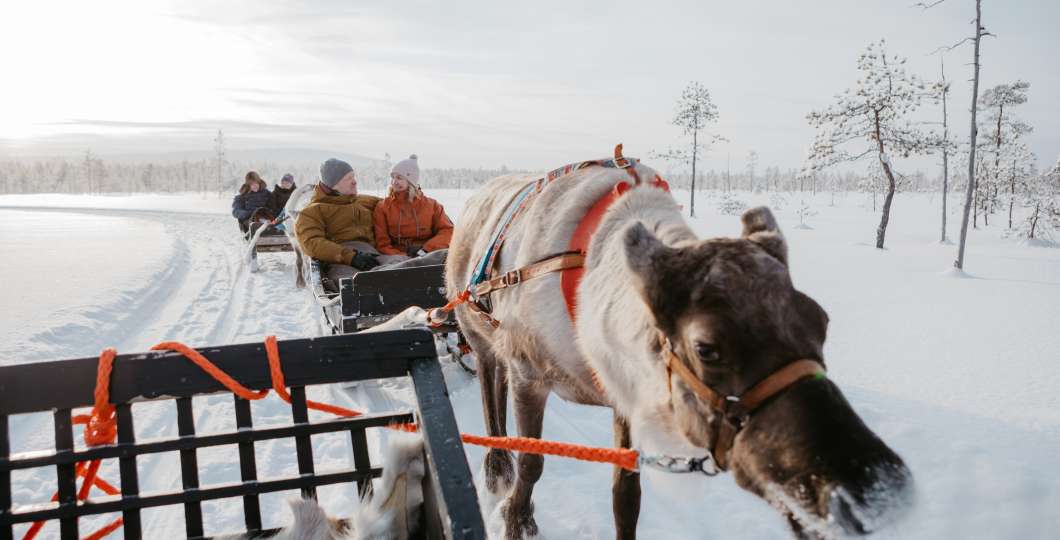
<box><xmin>1</xmin><ymin>0</ymin><xmax>1057</xmax><ymax>172</ymax></box>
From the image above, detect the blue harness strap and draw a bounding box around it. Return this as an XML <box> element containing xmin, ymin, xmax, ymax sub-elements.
<box><xmin>469</xmin><ymin>179</ymin><xmax>541</xmax><ymax>288</ymax></box>
<box><xmin>465</xmin><ymin>151</ymin><xmax>642</xmax><ymax>296</ymax></box>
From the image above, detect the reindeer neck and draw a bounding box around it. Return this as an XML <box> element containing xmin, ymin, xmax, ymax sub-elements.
<box><xmin>589</xmin><ymin>188</ymin><xmax>697</xmax><ymax>258</ymax></box>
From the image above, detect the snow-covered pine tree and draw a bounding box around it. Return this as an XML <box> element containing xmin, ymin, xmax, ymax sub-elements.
<box><xmin>805</xmin><ymin>40</ymin><xmax>941</xmax><ymax>249</ymax></box>
<box><xmin>716</xmin><ymin>192</ymin><xmax>748</xmax><ymax>216</ymax></box>
<box><xmin>671</xmin><ymin>81</ymin><xmax>722</xmax><ymax>217</ymax></box>
<box><xmin>1002</xmin><ymin>141</ymin><xmax>1036</xmax><ymax>230</ymax></box>
<box><xmin>769</xmin><ymin>192</ymin><xmax>788</xmax><ymax>211</ymax></box>
<box><xmin>1019</xmin><ymin>157</ymin><xmax>1060</xmax><ymax>241</ymax></box>
<box><xmin>213</xmin><ymin>129</ymin><xmax>227</xmax><ymax>196</ymax></box>
<box><xmin>796</xmin><ymin>200</ymin><xmax>818</xmax><ymax>229</ymax></box>
<box><xmin>978</xmin><ymin>81</ymin><xmax>1031</xmax><ymax>225</ymax></box>
<box><xmin>747</xmin><ymin>150</ymin><xmax>759</xmax><ymax>192</ymax></box>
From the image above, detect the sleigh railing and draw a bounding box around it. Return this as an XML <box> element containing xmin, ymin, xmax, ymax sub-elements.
<box><xmin>307</xmin><ymin>260</ymin><xmax>450</xmax><ymax>335</ymax></box>
<box><xmin>340</xmin><ymin>265</ymin><xmax>450</xmax><ymax>333</ymax></box>
<box><xmin>0</xmin><ymin>330</ymin><xmax>485</xmax><ymax>540</ymax></box>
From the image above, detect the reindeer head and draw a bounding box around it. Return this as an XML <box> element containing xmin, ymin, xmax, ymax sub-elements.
<box><xmin>624</xmin><ymin>207</ymin><xmax>912</xmax><ymax>537</ymax></box>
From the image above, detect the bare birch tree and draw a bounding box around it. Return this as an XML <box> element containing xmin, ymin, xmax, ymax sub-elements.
<box><xmin>936</xmin><ymin>57</ymin><xmax>953</xmax><ymax>242</ymax></box>
<box><xmin>954</xmin><ymin>0</ymin><xmax>988</xmax><ymax>268</ymax></box>
<box><xmin>805</xmin><ymin>40</ymin><xmax>940</xmax><ymax>248</ymax></box>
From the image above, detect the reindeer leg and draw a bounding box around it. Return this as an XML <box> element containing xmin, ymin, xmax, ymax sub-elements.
<box><xmin>612</xmin><ymin>413</ymin><xmax>641</xmax><ymax>540</ymax></box>
<box><xmin>294</xmin><ymin>248</ymin><xmax>306</xmax><ymax>288</ymax></box>
<box><xmin>501</xmin><ymin>382</ymin><xmax>548</xmax><ymax>540</ymax></box>
<box><xmin>473</xmin><ymin>340</ymin><xmax>514</xmax><ymax>495</ymax></box>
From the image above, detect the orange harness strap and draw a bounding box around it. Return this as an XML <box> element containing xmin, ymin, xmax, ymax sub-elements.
<box><xmin>561</xmin><ymin>176</ymin><xmax>670</xmax><ymax>321</ymax></box>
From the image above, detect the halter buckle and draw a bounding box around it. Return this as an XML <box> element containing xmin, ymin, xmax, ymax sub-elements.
<box><xmin>503</xmin><ymin>270</ymin><xmax>522</xmax><ymax>286</ymax></box>
<box><xmin>639</xmin><ymin>453</ymin><xmax>720</xmax><ymax>476</ymax></box>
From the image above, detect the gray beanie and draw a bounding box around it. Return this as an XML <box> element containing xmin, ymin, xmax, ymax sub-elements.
<box><xmin>320</xmin><ymin>158</ymin><xmax>353</xmax><ymax>188</ymax></box>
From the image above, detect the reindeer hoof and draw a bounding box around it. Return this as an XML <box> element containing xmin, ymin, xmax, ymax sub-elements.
<box><xmin>501</xmin><ymin>499</ymin><xmax>538</xmax><ymax>540</ymax></box>
<box><xmin>484</xmin><ymin>449</ymin><xmax>515</xmax><ymax>494</ymax></box>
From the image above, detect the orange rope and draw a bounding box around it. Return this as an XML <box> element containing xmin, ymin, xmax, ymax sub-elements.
<box><xmin>24</xmin><ymin>351</ymin><xmax>123</xmax><ymax>540</ymax></box>
<box><xmin>261</xmin><ymin>336</ymin><xmax>361</xmax><ymax>418</ymax></box>
<box><xmin>23</xmin><ymin>333</ymin><xmax>638</xmax><ymax>540</ymax></box>
<box><xmin>460</xmin><ymin>434</ymin><xmax>639</xmax><ymax>471</ymax></box>
<box><xmin>149</xmin><ymin>342</ymin><xmax>269</xmax><ymax>401</ymax></box>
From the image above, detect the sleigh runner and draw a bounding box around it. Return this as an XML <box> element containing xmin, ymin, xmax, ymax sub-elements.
<box><xmin>0</xmin><ymin>331</ymin><xmax>486</xmax><ymax>539</ymax></box>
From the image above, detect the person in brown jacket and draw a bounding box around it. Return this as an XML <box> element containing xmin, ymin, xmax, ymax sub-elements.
<box><xmin>296</xmin><ymin>158</ymin><xmax>447</xmax><ymax>287</ymax></box>
<box><xmin>295</xmin><ymin>158</ymin><xmax>383</xmax><ymax>284</ymax></box>
<box><xmin>373</xmin><ymin>155</ymin><xmax>454</xmax><ymax>262</ymax></box>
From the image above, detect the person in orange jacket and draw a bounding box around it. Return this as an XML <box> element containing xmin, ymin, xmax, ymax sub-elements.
<box><xmin>373</xmin><ymin>155</ymin><xmax>454</xmax><ymax>263</ymax></box>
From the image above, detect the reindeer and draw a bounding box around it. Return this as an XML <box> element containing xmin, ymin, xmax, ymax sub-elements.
<box><xmin>445</xmin><ymin>158</ymin><xmax>913</xmax><ymax>539</ymax></box>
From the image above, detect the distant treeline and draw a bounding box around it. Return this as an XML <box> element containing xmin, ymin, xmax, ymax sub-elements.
<box><xmin>0</xmin><ymin>155</ymin><xmax>963</xmax><ymax>196</ymax></box>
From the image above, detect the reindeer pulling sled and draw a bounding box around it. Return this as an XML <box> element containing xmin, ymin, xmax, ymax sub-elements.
<box><xmin>443</xmin><ymin>145</ymin><xmax>914</xmax><ymax>539</ymax></box>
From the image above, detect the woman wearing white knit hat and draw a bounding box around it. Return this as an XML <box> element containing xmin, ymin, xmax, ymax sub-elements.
<box><xmin>373</xmin><ymin>155</ymin><xmax>454</xmax><ymax>262</ymax></box>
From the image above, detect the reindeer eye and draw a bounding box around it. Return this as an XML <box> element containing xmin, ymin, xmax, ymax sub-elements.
<box><xmin>695</xmin><ymin>342</ymin><xmax>721</xmax><ymax>363</ymax></box>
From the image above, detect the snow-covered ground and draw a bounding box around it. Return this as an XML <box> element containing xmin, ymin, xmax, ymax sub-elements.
<box><xmin>1</xmin><ymin>188</ymin><xmax>1058</xmax><ymax>539</ymax></box>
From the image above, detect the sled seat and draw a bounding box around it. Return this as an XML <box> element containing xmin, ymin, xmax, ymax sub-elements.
<box><xmin>0</xmin><ymin>331</ymin><xmax>485</xmax><ymax>540</ymax></box>
<box><xmin>246</xmin><ymin>221</ymin><xmax>293</xmax><ymax>254</ymax></box>
<box><xmin>340</xmin><ymin>265</ymin><xmax>449</xmax><ymax>333</ymax></box>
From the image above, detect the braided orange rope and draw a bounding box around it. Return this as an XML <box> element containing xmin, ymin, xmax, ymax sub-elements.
<box><xmin>23</xmin><ymin>335</ymin><xmax>638</xmax><ymax>540</ymax></box>
<box><xmin>24</xmin><ymin>350</ymin><xmax>123</xmax><ymax>540</ymax></box>
<box><xmin>460</xmin><ymin>434</ymin><xmax>638</xmax><ymax>471</ymax></box>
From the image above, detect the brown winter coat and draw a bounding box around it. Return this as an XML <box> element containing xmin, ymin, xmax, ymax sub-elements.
<box><xmin>295</xmin><ymin>184</ymin><xmax>381</xmax><ymax>265</ymax></box>
<box><xmin>372</xmin><ymin>190</ymin><xmax>454</xmax><ymax>255</ymax></box>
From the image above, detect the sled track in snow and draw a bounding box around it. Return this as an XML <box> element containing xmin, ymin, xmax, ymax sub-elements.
<box><xmin>3</xmin><ymin>206</ymin><xmax>332</xmax><ymax>537</ymax></box>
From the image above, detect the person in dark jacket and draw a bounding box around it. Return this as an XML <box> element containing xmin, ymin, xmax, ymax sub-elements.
<box><xmin>269</xmin><ymin>173</ymin><xmax>297</xmax><ymax>215</ymax></box>
<box><xmin>232</xmin><ymin>171</ymin><xmax>271</xmax><ymax>233</ymax></box>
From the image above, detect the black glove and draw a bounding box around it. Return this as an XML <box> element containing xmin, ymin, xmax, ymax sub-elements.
<box><xmin>350</xmin><ymin>251</ymin><xmax>379</xmax><ymax>271</ymax></box>
<box><xmin>405</xmin><ymin>244</ymin><xmax>425</xmax><ymax>257</ymax></box>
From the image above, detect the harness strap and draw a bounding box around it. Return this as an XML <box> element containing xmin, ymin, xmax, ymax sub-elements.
<box><xmin>661</xmin><ymin>335</ymin><xmax>826</xmax><ymax>470</ymax></box>
<box><xmin>473</xmin><ymin>253</ymin><xmax>585</xmax><ymax>297</ymax></box>
<box><xmin>662</xmin><ymin>338</ymin><xmax>726</xmax><ymax>410</ymax></box>
<box><xmin>465</xmin><ymin>297</ymin><xmax>501</xmax><ymax>328</ymax></box>
<box><xmin>739</xmin><ymin>359</ymin><xmax>827</xmax><ymax>411</ymax></box>
<box><xmin>460</xmin><ymin>145</ymin><xmax>670</xmax><ymax>328</ymax></box>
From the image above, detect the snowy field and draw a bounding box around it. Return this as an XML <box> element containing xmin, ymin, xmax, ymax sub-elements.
<box><xmin>1</xmin><ymin>188</ymin><xmax>1059</xmax><ymax>539</ymax></box>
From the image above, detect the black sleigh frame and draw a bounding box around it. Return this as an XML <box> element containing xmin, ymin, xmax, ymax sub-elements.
<box><xmin>0</xmin><ymin>330</ymin><xmax>485</xmax><ymax>539</ymax></box>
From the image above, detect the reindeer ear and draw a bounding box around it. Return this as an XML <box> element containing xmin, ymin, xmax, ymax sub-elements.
<box><xmin>624</xmin><ymin>222</ymin><xmax>666</xmax><ymax>277</ymax></box>
<box><xmin>624</xmin><ymin>222</ymin><xmax>684</xmax><ymax>327</ymax></box>
<box><xmin>741</xmin><ymin>206</ymin><xmax>788</xmax><ymax>265</ymax></box>
<box><xmin>619</xmin><ymin>220</ymin><xmax>678</xmax><ymax>311</ymax></box>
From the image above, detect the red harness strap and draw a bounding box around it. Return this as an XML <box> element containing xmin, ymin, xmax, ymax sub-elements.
<box><xmin>561</xmin><ymin>176</ymin><xmax>670</xmax><ymax>321</ymax></box>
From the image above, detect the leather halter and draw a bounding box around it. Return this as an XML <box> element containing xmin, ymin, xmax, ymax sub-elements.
<box><xmin>660</xmin><ymin>335</ymin><xmax>826</xmax><ymax>471</ymax></box>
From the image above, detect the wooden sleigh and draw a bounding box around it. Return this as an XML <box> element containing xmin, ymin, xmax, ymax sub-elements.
<box><xmin>0</xmin><ymin>331</ymin><xmax>486</xmax><ymax>539</ymax></box>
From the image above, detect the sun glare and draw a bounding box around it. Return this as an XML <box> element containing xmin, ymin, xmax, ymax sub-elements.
<box><xmin>0</xmin><ymin>1</ymin><xmax>259</xmax><ymax>140</ymax></box>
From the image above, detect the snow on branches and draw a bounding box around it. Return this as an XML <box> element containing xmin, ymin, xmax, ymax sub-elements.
<box><xmin>805</xmin><ymin>41</ymin><xmax>941</xmax><ymax>171</ymax></box>
<box><xmin>1019</xmin><ymin>156</ymin><xmax>1060</xmax><ymax>241</ymax></box>
<box><xmin>804</xmin><ymin>40</ymin><xmax>941</xmax><ymax>248</ymax></box>
<box><xmin>976</xmin><ymin>81</ymin><xmax>1033</xmax><ymax>229</ymax></box>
